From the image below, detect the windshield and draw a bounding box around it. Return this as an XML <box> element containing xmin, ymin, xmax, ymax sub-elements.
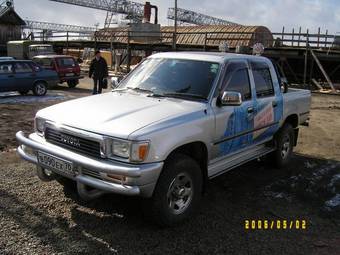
<box><xmin>118</xmin><ymin>58</ymin><xmax>220</xmax><ymax>100</ymax></box>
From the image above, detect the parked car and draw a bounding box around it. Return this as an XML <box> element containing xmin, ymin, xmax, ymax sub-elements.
<box><xmin>32</xmin><ymin>55</ymin><xmax>83</xmax><ymax>88</ymax></box>
<box><xmin>0</xmin><ymin>60</ymin><xmax>59</xmax><ymax>96</ymax></box>
<box><xmin>0</xmin><ymin>57</ymin><xmax>14</xmax><ymax>61</ymax></box>
<box><xmin>16</xmin><ymin>52</ymin><xmax>311</xmax><ymax>226</ymax></box>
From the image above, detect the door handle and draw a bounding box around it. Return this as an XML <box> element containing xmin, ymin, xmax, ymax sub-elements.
<box><xmin>8</xmin><ymin>75</ymin><xmax>14</xmax><ymax>78</ymax></box>
<box><xmin>247</xmin><ymin>107</ymin><xmax>254</xmax><ymax>114</ymax></box>
<box><xmin>272</xmin><ymin>101</ymin><xmax>278</xmax><ymax>107</ymax></box>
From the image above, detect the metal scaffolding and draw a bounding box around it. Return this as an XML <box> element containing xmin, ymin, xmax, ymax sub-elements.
<box><xmin>0</xmin><ymin>0</ymin><xmax>13</xmax><ymax>16</ymax></box>
<box><xmin>24</xmin><ymin>20</ymin><xmax>96</xmax><ymax>33</ymax></box>
<box><xmin>167</xmin><ymin>7</ymin><xmax>240</xmax><ymax>26</ymax></box>
<box><xmin>49</xmin><ymin>0</ymin><xmax>144</xmax><ymax>23</ymax></box>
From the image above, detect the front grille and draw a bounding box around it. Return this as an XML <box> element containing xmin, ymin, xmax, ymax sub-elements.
<box><xmin>45</xmin><ymin>127</ymin><xmax>101</xmax><ymax>158</ymax></box>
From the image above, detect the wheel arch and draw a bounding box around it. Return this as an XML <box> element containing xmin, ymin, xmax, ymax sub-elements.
<box><xmin>278</xmin><ymin>114</ymin><xmax>299</xmax><ymax>146</ymax></box>
<box><xmin>33</xmin><ymin>79</ymin><xmax>48</xmax><ymax>86</ymax></box>
<box><xmin>165</xmin><ymin>141</ymin><xmax>209</xmax><ymax>193</ymax></box>
<box><xmin>283</xmin><ymin>114</ymin><xmax>299</xmax><ymax>129</ymax></box>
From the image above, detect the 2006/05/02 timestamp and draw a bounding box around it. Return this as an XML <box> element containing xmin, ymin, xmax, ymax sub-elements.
<box><xmin>245</xmin><ymin>220</ymin><xmax>307</xmax><ymax>230</ymax></box>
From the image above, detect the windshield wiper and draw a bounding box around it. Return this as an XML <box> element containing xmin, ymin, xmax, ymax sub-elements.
<box><xmin>123</xmin><ymin>87</ymin><xmax>166</xmax><ymax>98</ymax></box>
<box><xmin>163</xmin><ymin>92</ymin><xmax>207</xmax><ymax>101</ymax></box>
<box><xmin>126</xmin><ymin>87</ymin><xmax>155</xmax><ymax>94</ymax></box>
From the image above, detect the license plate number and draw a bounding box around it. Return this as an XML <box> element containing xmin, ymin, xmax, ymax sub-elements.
<box><xmin>65</xmin><ymin>73</ymin><xmax>74</xmax><ymax>77</ymax></box>
<box><xmin>37</xmin><ymin>151</ymin><xmax>73</xmax><ymax>175</ymax></box>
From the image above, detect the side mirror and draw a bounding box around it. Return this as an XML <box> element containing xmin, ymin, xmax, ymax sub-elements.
<box><xmin>281</xmin><ymin>77</ymin><xmax>288</xmax><ymax>93</ymax></box>
<box><xmin>219</xmin><ymin>91</ymin><xmax>243</xmax><ymax>106</ymax></box>
<box><xmin>111</xmin><ymin>77</ymin><xmax>119</xmax><ymax>89</ymax></box>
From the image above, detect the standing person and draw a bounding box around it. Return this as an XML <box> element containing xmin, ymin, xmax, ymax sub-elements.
<box><xmin>89</xmin><ymin>50</ymin><xmax>108</xmax><ymax>95</ymax></box>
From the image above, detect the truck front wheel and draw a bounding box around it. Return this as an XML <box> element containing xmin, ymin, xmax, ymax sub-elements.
<box><xmin>269</xmin><ymin>123</ymin><xmax>295</xmax><ymax>168</ymax></box>
<box><xmin>144</xmin><ymin>153</ymin><xmax>203</xmax><ymax>227</ymax></box>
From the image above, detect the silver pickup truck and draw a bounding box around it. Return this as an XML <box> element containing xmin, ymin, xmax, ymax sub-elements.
<box><xmin>17</xmin><ymin>52</ymin><xmax>311</xmax><ymax>226</ymax></box>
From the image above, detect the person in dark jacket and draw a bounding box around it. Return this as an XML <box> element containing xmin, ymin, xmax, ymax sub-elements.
<box><xmin>89</xmin><ymin>50</ymin><xmax>108</xmax><ymax>94</ymax></box>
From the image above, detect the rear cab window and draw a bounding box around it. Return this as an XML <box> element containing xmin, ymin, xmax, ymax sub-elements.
<box><xmin>250</xmin><ymin>61</ymin><xmax>274</xmax><ymax>98</ymax></box>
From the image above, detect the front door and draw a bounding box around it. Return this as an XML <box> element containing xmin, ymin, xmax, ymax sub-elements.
<box><xmin>0</xmin><ymin>62</ymin><xmax>15</xmax><ymax>92</ymax></box>
<box><xmin>13</xmin><ymin>62</ymin><xmax>35</xmax><ymax>91</ymax></box>
<box><xmin>212</xmin><ymin>60</ymin><xmax>255</xmax><ymax>160</ymax></box>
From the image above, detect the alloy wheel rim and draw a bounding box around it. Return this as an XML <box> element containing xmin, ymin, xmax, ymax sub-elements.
<box><xmin>36</xmin><ymin>84</ymin><xmax>46</xmax><ymax>95</ymax></box>
<box><xmin>167</xmin><ymin>173</ymin><xmax>193</xmax><ymax>215</ymax></box>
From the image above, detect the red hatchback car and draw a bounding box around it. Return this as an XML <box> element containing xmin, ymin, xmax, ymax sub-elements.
<box><xmin>33</xmin><ymin>55</ymin><xmax>83</xmax><ymax>88</ymax></box>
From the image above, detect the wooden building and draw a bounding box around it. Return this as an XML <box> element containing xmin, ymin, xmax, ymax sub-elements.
<box><xmin>0</xmin><ymin>7</ymin><xmax>25</xmax><ymax>55</ymax></box>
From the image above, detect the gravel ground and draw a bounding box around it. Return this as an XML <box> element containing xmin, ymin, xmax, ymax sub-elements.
<box><xmin>0</xmin><ymin>82</ymin><xmax>339</xmax><ymax>255</ymax></box>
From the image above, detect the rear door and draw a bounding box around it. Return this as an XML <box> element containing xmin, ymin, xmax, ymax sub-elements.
<box><xmin>56</xmin><ymin>57</ymin><xmax>77</xmax><ymax>78</ymax></box>
<box><xmin>13</xmin><ymin>62</ymin><xmax>35</xmax><ymax>91</ymax></box>
<box><xmin>249</xmin><ymin>60</ymin><xmax>283</xmax><ymax>144</ymax></box>
<box><xmin>212</xmin><ymin>60</ymin><xmax>256</xmax><ymax>159</ymax></box>
<box><xmin>0</xmin><ymin>62</ymin><xmax>15</xmax><ymax>92</ymax></box>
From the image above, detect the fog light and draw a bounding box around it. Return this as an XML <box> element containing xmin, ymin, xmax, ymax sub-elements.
<box><xmin>44</xmin><ymin>169</ymin><xmax>53</xmax><ymax>177</ymax></box>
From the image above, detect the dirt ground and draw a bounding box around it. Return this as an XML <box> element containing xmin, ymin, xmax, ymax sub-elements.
<box><xmin>0</xmin><ymin>81</ymin><xmax>339</xmax><ymax>255</ymax></box>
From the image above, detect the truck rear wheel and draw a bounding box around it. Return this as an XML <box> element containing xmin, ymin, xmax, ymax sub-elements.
<box><xmin>269</xmin><ymin>123</ymin><xmax>294</xmax><ymax>168</ymax></box>
<box><xmin>144</xmin><ymin>153</ymin><xmax>202</xmax><ymax>227</ymax></box>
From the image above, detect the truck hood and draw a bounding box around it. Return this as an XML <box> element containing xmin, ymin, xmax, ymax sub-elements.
<box><xmin>37</xmin><ymin>92</ymin><xmax>206</xmax><ymax>139</ymax></box>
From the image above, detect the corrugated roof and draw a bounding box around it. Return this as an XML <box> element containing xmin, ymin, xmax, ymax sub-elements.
<box><xmin>96</xmin><ymin>25</ymin><xmax>273</xmax><ymax>48</ymax></box>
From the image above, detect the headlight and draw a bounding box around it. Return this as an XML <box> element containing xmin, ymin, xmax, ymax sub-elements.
<box><xmin>35</xmin><ymin>117</ymin><xmax>46</xmax><ymax>135</ymax></box>
<box><xmin>112</xmin><ymin>140</ymin><xmax>130</xmax><ymax>158</ymax></box>
<box><xmin>110</xmin><ymin>139</ymin><xmax>149</xmax><ymax>162</ymax></box>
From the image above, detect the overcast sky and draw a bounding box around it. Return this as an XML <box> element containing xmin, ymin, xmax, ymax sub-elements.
<box><xmin>15</xmin><ymin>0</ymin><xmax>340</xmax><ymax>34</ymax></box>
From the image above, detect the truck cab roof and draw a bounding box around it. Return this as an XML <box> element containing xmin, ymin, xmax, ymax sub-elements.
<box><xmin>149</xmin><ymin>52</ymin><xmax>269</xmax><ymax>64</ymax></box>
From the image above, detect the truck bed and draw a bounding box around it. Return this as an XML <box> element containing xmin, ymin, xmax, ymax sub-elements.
<box><xmin>283</xmin><ymin>88</ymin><xmax>311</xmax><ymax>124</ymax></box>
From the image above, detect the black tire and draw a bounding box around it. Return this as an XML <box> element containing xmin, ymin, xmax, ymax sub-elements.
<box><xmin>32</xmin><ymin>81</ymin><xmax>47</xmax><ymax>96</ymax></box>
<box><xmin>143</xmin><ymin>153</ymin><xmax>203</xmax><ymax>227</ymax></box>
<box><xmin>67</xmin><ymin>80</ymin><xmax>78</xmax><ymax>88</ymax></box>
<box><xmin>269</xmin><ymin>123</ymin><xmax>295</xmax><ymax>168</ymax></box>
<box><xmin>18</xmin><ymin>90</ymin><xmax>29</xmax><ymax>95</ymax></box>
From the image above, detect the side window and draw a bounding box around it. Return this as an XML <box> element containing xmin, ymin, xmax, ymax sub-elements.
<box><xmin>31</xmin><ymin>62</ymin><xmax>42</xmax><ymax>72</ymax></box>
<box><xmin>251</xmin><ymin>61</ymin><xmax>274</xmax><ymax>97</ymax></box>
<box><xmin>0</xmin><ymin>63</ymin><xmax>13</xmax><ymax>74</ymax></box>
<box><xmin>15</xmin><ymin>63</ymin><xmax>33</xmax><ymax>73</ymax></box>
<box><xmin>223</xmin><ymin>61</ymin><xmax>252</xmax><ymax>100</ymax></box>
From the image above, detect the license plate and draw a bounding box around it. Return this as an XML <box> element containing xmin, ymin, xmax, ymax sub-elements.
<box><xmin>65</xmin><ymin>73</ymin><xmax>74</xmax><ymax>77</ymax></box>
<box><xmin>37</xmin><ymin>151</ymin><xmax>73</xmax><ymax>176</ymax></box>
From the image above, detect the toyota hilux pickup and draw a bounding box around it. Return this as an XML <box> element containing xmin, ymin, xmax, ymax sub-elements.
<box><xmin>16</xmin><ymin>52</ymin><xmax>311</xmax><ymax>226</ymax></box>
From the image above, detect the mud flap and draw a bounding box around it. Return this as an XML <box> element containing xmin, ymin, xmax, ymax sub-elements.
<box><xmin>293</xmin><ymin>128</ymin><xmax>299</xmax><ymax>146</ymax></box>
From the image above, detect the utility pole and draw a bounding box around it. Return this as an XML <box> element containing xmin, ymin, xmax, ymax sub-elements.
<box><xmin>173</xmin><ymin>0</ymin><xmax>177</xmax><ymax>51</ymax></box>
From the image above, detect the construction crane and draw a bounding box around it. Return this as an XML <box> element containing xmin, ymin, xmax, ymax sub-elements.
<box><xmin>167</xmin><ymin>7</ymin><xmax>240</xmax><ymax>26</ymax></box>
<box><xmin>49</xmin><ymin>0</ymin><xmax>145</xmax><ymax>25</ymax></box>
<box><xmin>0</xmin><ymin>0</ymin><xmax>13</xmax><ymax>16</ymax></box>
<box><xmin>24</xmin><ymin>20</ymin><xmax>96</xmax><ymax>33</ymax></box>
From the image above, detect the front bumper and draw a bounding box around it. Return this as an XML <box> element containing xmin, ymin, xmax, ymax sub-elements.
<box><xmin>16</xmin><ymin>131</ymin><xmax>163</xmax><ymax>198</ymax></box>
